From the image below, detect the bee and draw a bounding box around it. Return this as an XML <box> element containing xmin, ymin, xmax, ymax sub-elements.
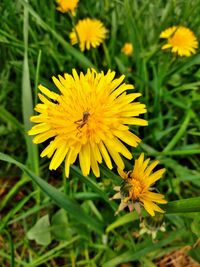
<box><xmin>74</xmin><ymin>111</ymin><xmax>90</xmax><ymax>130</ymax></box>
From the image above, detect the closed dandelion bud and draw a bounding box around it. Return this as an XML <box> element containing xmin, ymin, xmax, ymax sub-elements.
<box><xmin>139</xmin><ymin>214</ymin><xmax>166</xmax><ymax>240</ymax></box>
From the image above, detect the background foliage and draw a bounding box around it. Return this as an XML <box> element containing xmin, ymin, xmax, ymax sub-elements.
<box><xmin>0</xmin><ymin>0</ymin><xmax>200</xmax><ymax>266</ymax></box>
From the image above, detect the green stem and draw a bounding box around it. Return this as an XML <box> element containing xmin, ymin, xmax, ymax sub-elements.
<box><xmin>0</xmin><ymin>175</ymin><xmax>28</xmax><ymax>211</ymax></box>
<box><xmin>92</xmin><ymin>49</ymin><xmax>98</xmax><ymax>67</ymax></box>
<box><xmin>146</xmin><ymin>149</ymin><xmax>200</xmax><ymax>156</ymax></box>
<box><xmin>163</xmin><ymin>110</ymin><xmax>192</xmax><ymax>152</ymax></box>
<box><xmin>2</xmin><ymin>230</ymin><xmax>15</xmax><ymax>267</ymax></box>
<box><xmin>34</xmin><ymin>49</ymin><xmax>42</xmax><ymax>105</ymax></box>
<box><xmin>102</xmin><ymin>42</ymin><xmax>111</xmax><ymax>68</ymax></box>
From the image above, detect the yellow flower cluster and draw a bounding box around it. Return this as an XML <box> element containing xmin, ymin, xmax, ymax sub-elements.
<box><xmin>29</xmin><ymin>68</ymin><xmax>167</xmax><ymax>216</ymax></box>
<box><xmin>56</xmin><ymin>1</ymin><xmax>198</xmax><ymax>56</ymax></box>
<box><xmin>55</xmin><ymin>1</ymin><xmax>107</xmax><ymax>51</ymax></box>
<box><xmin>29</xmin><ymin>4</ymin><xmax>200</xmax><ymax>219</ymax></box>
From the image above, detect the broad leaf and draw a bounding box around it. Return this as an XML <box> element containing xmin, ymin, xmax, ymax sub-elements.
<box><xmin>27</xmin><ymin>215</ymin><xmax>51</xmax><ymax>246</ymax></box>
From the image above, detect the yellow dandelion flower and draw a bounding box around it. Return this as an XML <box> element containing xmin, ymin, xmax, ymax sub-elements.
<box><xmin>28</xmin><ymin>69</ymin><xmax>148</xmax><ymax>178</ymax></box>
<box><xmin>121</xmin><ymin>43</ymin><xmax>133</xmax><ymax>56</ymax></box>
<box><xmin>160</xmin><ymin>26</ymin><xmax>198</xmax><ymax>57</ymax></box>
<box><xmin>110</xmin><ymin>153</ymin><xmax>167</xmax><ymax>216</ymax></box>
<box><xmin>70</xmin><ymin>18</ymin><xmax>108</xmax><ymax>51</ymax></box>
<box><xmin>56</xmin><ymin>0</ymin><xmax>79</xmax><ymax>15</ymax></box>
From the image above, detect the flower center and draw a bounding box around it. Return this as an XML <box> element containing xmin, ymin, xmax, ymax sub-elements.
<box><xmin>129</xmin><ymin>179</ymin><xmax>143</xmax><ymax>200</ymax></box>
<box><xmin>169</xmin><ymin>33</ymin><xmax>186</xmax><ymax>47</ymax></box>
<box><xmin>120</xmin><ymin>177</ymin><xmax>143</xmax><ymax>203</ymax></box>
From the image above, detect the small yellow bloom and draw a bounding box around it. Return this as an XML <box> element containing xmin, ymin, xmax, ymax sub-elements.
<box><xmin>70</xmin><ymin>18</ymin><xmax>108</xmax><ymax>51</ymax></box>
<box><xmin>111</xmin><ymin>153</ymin><xmax>167</xmax><ymax>216</ymax></box>
<box><xmin>28</xmin><ymin>69</ymin><xmax>147</xmax><ymax>178</ymax></box>
<box><xmin>160</xmin><ymin>26</ymin><xmax>198</xmax><ymax>57</ymax></box>
<box><xmin>56</xmin><ymin>0</ymin><xmax>79</xmax><ymax>15</ymax></box>
<box><xmin>121</xmin><ymin>43</ymin><xmax>133</xmax><ymax>56</ymax></box>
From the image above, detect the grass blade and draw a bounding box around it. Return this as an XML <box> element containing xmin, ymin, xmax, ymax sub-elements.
<box><xmin>34</xmin><ymin>49</ymin><xmax>42</xmax><ymax>105</ymax></box>
<box><xmin>103</xmin><ymin>230</ymin><xmax>184</xmax><ymax>267</ymax></box>
<box><xmin>22</xmin><ymin>1</ymin><xmax>39</xmax><ymax>174</ymax></box>
<box><xmin>20</xmin><ymin>0</ymin><xmax>95</xmax><ymax>69</ymax></box>
<box><xmin>29</xmin><ymin>236</ymin><xmax>80</xmax><ymax>266</ymax></box>
<box><xmin>0</xmin><ymin>175</ymin><xmax>28</xmax><ymax>211</ymax></box>
<box><xmin>163</xmin><ymin>110</ymin><xmax>193</xmax><ymax>153</ymax></box>
<box><xmin>0</xmin><ymin>191</ymin><xmax>36</xmax><ymax>231</ymax></box>
<box><xmin>71</xmin><ymin>166</ymin><xmax>116</xmax><ymax>210</ymax></box>
<box><xmin>0</xmin><ymin>106</ymin><xmax>24</xmax><ymax>133</ymax></box>
<box><xmin>1</xmin><ymin>230</ymin><xmax>15</xmax><ymax>267</ymax></box>
<box><xmin>106</xmin><ymin>212</ymin><xmax>140</xmax><ymax>234</ymax></box>
<box><xmin>165</xmin><ymin>197</ymin><xmax>200</xmax><ymax>214</ymax></box>
<box><xmin>0</xmin><ymin>153</ymin><xmax>103</xmax><ymax>234</ymax></box>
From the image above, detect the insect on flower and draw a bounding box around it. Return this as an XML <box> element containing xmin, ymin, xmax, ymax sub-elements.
<box><xmin>28</xmin><ymin>68</ymin><xmax>148</xmax><ymax>177</ymax></box>
<box><xmin>75</xmin><ymin>111</ymin><xmax>90</xmax><ymax>130</ymax></box>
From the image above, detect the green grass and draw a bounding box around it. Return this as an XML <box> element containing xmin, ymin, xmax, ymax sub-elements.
<box><xmin>0</xmin><ymin>0</ymin><xmax>200</xmax><ymax>266</ymax></box>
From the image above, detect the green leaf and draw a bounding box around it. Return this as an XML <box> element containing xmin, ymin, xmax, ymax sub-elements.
<box><xmin>0</xmin><ymin>153</ymin><xmax>103</xmax><ymax>234</ymax></box>
<box><xmin>165</xmin><ymin>197</ymin><xmax>200</xmax><ymax>213</ymax></box>
<box><xmin>1</xmin><ymin>230</ymin><xmax>15</xmax><ymax>267</ymax></box>
<box><xmin>105</xmin><ymin>197</ymin><xmax>200</xmax><ymax>234</ymax></box>
<box><xmin>51</xmin><ymin>209</ymin><xmax>73</xmax><ymax>241</ymax></box>
<box><xmin>188</xmin><ymin>247</ymin><xmax>200</xmax><ymax>263</ymax></box>
<box><xmin>22</xmin><ymin>2</ymin><xmax>39</xmax><ymax>175</ymax></box>
<box><xmin>103</xmin><ymin>230</ymin><xmax>184</xmax><ymax>267</ymax></box>
<box><xmin>167</xmin><ymin>54</ymin><xmax>200</xmax><ymax>77</ymax></box>
<box><xmin>0</xmin><ymin>106</ymin><xmax>24</xmax><ymax>133</ymax></box>
<box><xmin>0</xmin><ymin>191</ymin><xmax>36</xmax><ymax>231</ymax></box>
<box><xmin>71</xmin><ymin>166</ymin><xmax>116</xmax><ymax>210</ymax></box>
<box><xmin>106</xmin><ymin>211</ymin><xmax>140</xmax><ymax>233</ymax></box>
<box><xmin>163</xmin><ymin>110</ymin><xmax>192</xmax><ymax>153</ymax></box>
<box><xmin>19</xmin><ymin>0</ymin><xmax>95</xmax><ymax>69</ymax></box>
<box><xmin>29</xmin><ymin>237</ymin><xmax>80</xmax><ymax>266</ymax></box>
<box><xmin>191</xmin><ymin>214</ymin><xmax>200</xmax><ymax>237</ymax></box>
<box><xmin>27</xmin><ymin>214</ymin><xmax>51</xmax><ymax>246</ymax></box>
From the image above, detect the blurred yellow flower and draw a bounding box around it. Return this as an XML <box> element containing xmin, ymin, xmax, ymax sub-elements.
<box><xmin>28</xmin><ymin>69</ymin><xmax>147</xmax><ymax>177</ymax></box>
<box><xmin>160</xmin><ymin>26</ymin><xmax>198</xmax><ymax>57</ymax></box>
<box><xmin>111</xmin><ymin>153</ymin><xmax>167</xmax><ymax>216</ymax></box>
<box><xmin>70</xmin><ymin>18</ymin><xmax>108</xmax><ymax>51</ymax></box>
<box><xmin>56</xmin><ymin>0</ymin><xmax>79</xmax><ymax>15</ymax></box>
<box><xmin>121</xmin><ymin>42</ymin><xmax>133</xmax><ymax>56</ymax></box>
